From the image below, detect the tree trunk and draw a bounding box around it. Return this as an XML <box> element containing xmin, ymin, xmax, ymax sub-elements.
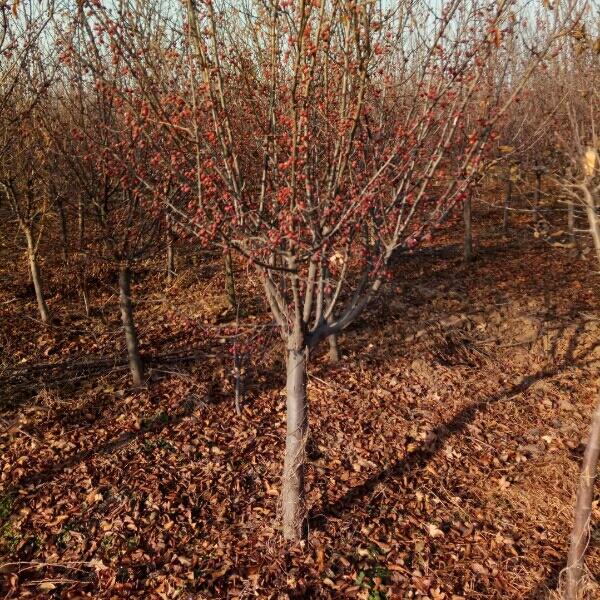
<box><xmin>81</xmin><ymin>273</ymin><xmax>90</xmax><ymax>317</ymax></box>
<box><xmin>464</xmin><ymin>192</ymin><xmax>473</xmax><ymax>262</ymax></box>
<box><xmin>224</xmin><ymin>248</ymin><xmax>236</xmax><ymax>309</ymax></box>
<box><xmin>565</xmin><ymin>186</ymin><xmax>600</xmax><ymax>598</ymax></box>
<box><xmin>327</xmin><ymin>312</ymin><xmax>340</xmax><ymax>362</ymax></box>
<box><xmin>328</xmin><ymin>332</ymin><xmax>340</xmax><ymax>362</ymax></box>
<box><xmin>584</xmin><ymin>188</ymin><xmax>600</xmax><ymax>267</ymax></box>
<box><xmin>24</xmin><ymin>228</ymin><xmax>50</xmax><ymax>324</ymax></box>
<box><xmin>79</xmin><ymin>260</ymin><xmax>90</xmax><ymax>317</ymax></box>
<box><xmin>119</xmin><ymin>264</ymin><xmax>144</xmax><ymax>386</ymax></box>
<box><xmin>568</xmin><ymin>200</ymin><xmax>576</xmax><ymax>247</ymax></box>
<box><xmin>166</xmin><ymin>214</ymin><xmax>176</xmax><ymax>283</ymax></box>
<box><xmin>282</xmin><ymin>335</ymin><xmax>308</xmax><ymax>541</ymax></box>
<box><xmin>503</xmin><ymin>175</ymin><xmax>512</xmax><ymax>233</ymax></box>
<box><xmin>565</xmin><ymin>394</ymin><xmax>600</xmax><ymax>599</ymax></box>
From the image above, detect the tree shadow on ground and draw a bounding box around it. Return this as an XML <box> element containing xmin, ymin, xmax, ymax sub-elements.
<box><xmin>310</xmin><ymin>320</ymin><xmax>597</xmax><ymax>597</ymax></box>
<box><xmin>0</xmin><ymin>348</ymin><xmax>218</xmax><ymax>411</ymax></box>
<box><xmin>310</xmin><ymin>369</ymin><xmax>559</xmax><ymax>527</ymax></box>
<box><xmin>9</xmin><ymin>392</ymin><xmax>205</xmax><ymax>492</ymax></box>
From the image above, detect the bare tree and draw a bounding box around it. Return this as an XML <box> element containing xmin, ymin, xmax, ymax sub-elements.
<box><xmin>77</xmin><ymin>0</ymin><xmax>577</xmax><ymax>541</ymax></box>
<box><xmin>561</xmin><ymin>132</ymin><xmax>600</xmax><ymax>600</ymax></box>
<box><xmin>1</xmin><ymin>108</ymin><xmax>56</xmax><ymax>325</ymax></box>
<box><xmin>0</xmin><ymin>1</ymin><xmax>57</xmax><ymax>324</ymax></box>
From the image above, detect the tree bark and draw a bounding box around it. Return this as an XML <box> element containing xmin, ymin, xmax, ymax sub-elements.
<box><xmin>282</xmin><ymin>334</ymin><xmax>308</xmax><ymax>541</ymax></box>
<box><xmin>328</xmin><ymin>332</ymin><xmax>340</xmax><ymax>362</ymax></box>
<box><xmin>24</xmin><ymin>228</ymin><xmax>50</xmax><ymax>324</ymax></box>
<box><xmin>327</xmin><ymin>311</ymin><xmax>340</xmax><ymax>362</ymax></box>
<box><xmin>224</xmin><ymin>248</ymin><xmax>236</xmax><ymax>309</ymax></box>
<box><xmin>568</xmin><ymin>200</ymin><xmax>576</xmax><ymax>247</ymax></box>
<box><xmin>119</xmin><ymin>264</ymin><xmax>144</xmax><ymax>386</ymax></box>
<box><xmin>464</xmin><ymin>192</ymin><xmax>473</xmax><ymax>262</ymax></box>
<box><xmin>565</xmin><ymin>394</ymin><xmax>600</xmax><ymax>599</ymax></box>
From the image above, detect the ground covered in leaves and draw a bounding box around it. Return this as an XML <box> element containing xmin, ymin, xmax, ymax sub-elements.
<box><xmin>1</xmin><ymin>202</ymin><xmax>600</xmax><ymax>598</ymax></box>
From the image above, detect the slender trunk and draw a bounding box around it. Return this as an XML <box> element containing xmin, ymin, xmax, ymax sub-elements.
<box><xmin>77</xmin><ymin>196</ymin><xmax>89</xmax><ymax>314</ymax></box>
<box><xmin>584</xmin><ymin>188</ymin><xmax>600</xmax><ymax>266</ymax></box>
<box><xmin>166</xmin><ymin>244</ymin><xmax>175</xmax><ymax>284</ymax></box>
<box><xmin>565</xmin><ymin>186</ymin><xmax>600</xmax><ymax>597</ymax></box>
<box><xmin>565</xmin><ymin>395</ymin><xmax>600</xmax><ymax>599</ymax></box>
<box><xmin>82</xmin><ymin>274</ymin><xmax>90</xmax><ymax>317</ymax></box>
<box><xmin>224</xmin><ymin>248</ymin><xmax>236</xmax><ymax>309</ymax></box>
<box><xmin>569</xmin><ymin>200</ymin><xmax>576</xmax><ymax>247</ymax></box>
<box><xmin>327</xmin><ymin>312</ymin><xmax>340</xmax><ymax>362</ymax></box>
<box><xmin>119</xmin><ymin>264</ymin><xmax>144</xmax><ymax>386</ymax></box>
<box><xmin>166</xmin><ymin>215</ymin><xmax>176</xmax><ymax>283</ymax></box>
<box><xmin>464</xmin><ymin>192</ymin><xmax>473</xmax><ymax>262</ymax></box>
<box><xmin>79</xmin><ymin>260</ymin><xmax>90</xmax><ymax>317</ymax></box>
<box><xmin>503</xmin><ymin>175</ymin><xmax>512</xmax><ymax>233</ymax></box>
<box><xmin>282</xmin><ymin>335</ymin><xmax>308</xmax><ymax>541</ymax></box>
<box><xmin>57</xmin><ymin>199</ymin><xmax>69</xmax><ymax>264</ymax></box>
<box><xmin>24</xmin><ymin>228</ymin><xmax>50</xmax><ymax>324</ymax></box>
<box><xmin>328</xmin><ymin>332</ymin><xmax>340</xmax><ymax>362</ymax></box>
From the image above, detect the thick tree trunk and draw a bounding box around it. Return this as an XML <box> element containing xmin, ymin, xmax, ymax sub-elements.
<box><xmin>24</xmin><ymin>228</ymin><xmax>50</xmax><ymax>324</ymax></box>
<box><xmin>464</xmin><ymin>192</ymin><xmax>473</xmax><ymax>262</ymax></box>
<box><xmin>166</xmin><ymin>214</ymin><xmax>176</xmax><ymax>283</ymax></box>
<box><xmin>503</xmin><ymin>175</ymin><xmax>512</xmax><ymax>233</ymax></box>
<box><xmin>119</xmin><ymin>265</ymin><xmax>144</xmax><ymax>386</ymax></box>
<box><xmin>282</xmin><ymin>336</ymin><xmax>308</xmax><ymax>541</ymax></box>
<box><xmin>224</xmin><ymin>248</ymin><xmax>236</xmax><ymax>309</ymax></box>
<box><xmin>565</xmin><ymin>395</ymin><xmax>600</xmax><ymax>599</ymax></box>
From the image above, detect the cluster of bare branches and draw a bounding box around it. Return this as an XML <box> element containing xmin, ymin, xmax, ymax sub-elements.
<box><xmin>5</xmin><ymin>2</ymin><xmax>600</xmax><ymax>594</ymax></box>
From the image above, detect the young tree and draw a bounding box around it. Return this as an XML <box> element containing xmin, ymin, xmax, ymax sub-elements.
<box><xmin>563</xmin><ymin>145</ymin><xmax>600</xmax><ymax>600</ymax></box>
<box><xmin>43</xmin><ymin>3</ymin><xmax>172</xmax><ymax>385</ymax></box>
<box><xmin>83</xmin><ymin>0</ymin><xmax>576</xmax><ymax>541</ymax></box>
<box><xmin>0</xmin><ymin>1</ymin><xmax>56</xmax><ymax>324</ymax></box>
<box><xmin>556</xmin><ymin>42</ymin><xmax>600</xmax><ymax>596</ymax></box>
<box><xmin>0</xmin><ymin>117</ymin><xmax>53</xmax><ymax>324</ymax></box>
<box><xmin>76</xmin><ymin>101</ymin><xmax>164</xmax><ymax>386</ymax></box>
